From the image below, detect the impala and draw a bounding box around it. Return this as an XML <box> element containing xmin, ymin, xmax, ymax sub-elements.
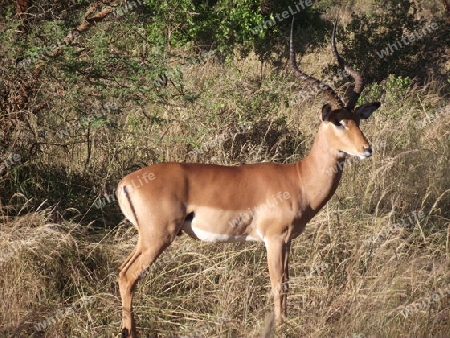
<box><xmin>117</xmin><ymin>18</ymin><xmax>380</xmax><ymax>337</ymax></box>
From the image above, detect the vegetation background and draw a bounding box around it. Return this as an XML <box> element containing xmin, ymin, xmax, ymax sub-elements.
<box><xmin>0</xmin><ymin>0</ymin><xmax>449</xmax><ymax>337</ymax></box>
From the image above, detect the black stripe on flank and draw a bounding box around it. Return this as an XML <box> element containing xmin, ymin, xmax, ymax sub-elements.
<box><xmin>123</xmin><ymin>185</ymin><xmax>139</xmax><ymax>227</ymax></box>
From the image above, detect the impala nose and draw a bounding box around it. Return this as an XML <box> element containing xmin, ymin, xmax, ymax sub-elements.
<box><xmin>363</xmin><ymin>146</ymin><xmax>372</xmax><ymax>156</ymax></box>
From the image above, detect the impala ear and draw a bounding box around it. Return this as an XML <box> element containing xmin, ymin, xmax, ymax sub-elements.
<box><xmin>321</xmin><ymin>103</ymin><xmax>333</xmax><ymax>121</ymax></box>
<box><xmin>354</xmin><ymin>102</ymin><xmax>380</xmax><ymax>119</ymax></box>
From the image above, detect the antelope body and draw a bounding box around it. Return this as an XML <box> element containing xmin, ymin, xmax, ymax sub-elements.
<box><xmin>117</xmin><ymin>19</ymin><xmax>380</xmax><ymax>337</ymax></box>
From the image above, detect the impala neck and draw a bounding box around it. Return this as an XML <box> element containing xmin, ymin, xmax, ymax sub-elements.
<box><xmin>297</xmin><ymin>125</ymin><xmax>346</xmax><ymax>211</ymax></box>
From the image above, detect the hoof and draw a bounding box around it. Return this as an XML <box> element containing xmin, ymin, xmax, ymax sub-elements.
<box><xmin>121</xmin><ymin>328</ymin><xmax>129</xmax><ymax>338</ymax></box>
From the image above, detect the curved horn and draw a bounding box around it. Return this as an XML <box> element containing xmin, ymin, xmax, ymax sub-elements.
<box><xmin>290</xmin><ymin>17</ymin><xmax>344</xmax><ymax>109</ymax></box>
<box><xmin>331</xmin><ymin>20</ymin><xmax>364</xmax><ymax>110</ymax></box>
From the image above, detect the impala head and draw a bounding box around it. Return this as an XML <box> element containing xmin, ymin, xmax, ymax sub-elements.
<box><xmin>319</xmin><ymin>101</ymin><xmax>380</xmax><ymax>159</ymax></box>
<box><xmin>290</xmin><ymin>18</ymin><xmax>380</xmax><ymax>159</ymax></box>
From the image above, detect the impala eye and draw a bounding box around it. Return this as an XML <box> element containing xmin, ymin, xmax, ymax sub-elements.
<box><xmin>334</xmin><ymin>120</ymin><xmax>345</xmax><ymax>128</ymax></box>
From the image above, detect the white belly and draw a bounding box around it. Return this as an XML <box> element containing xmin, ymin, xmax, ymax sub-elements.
<box><xmin>181</xmin><ymin>207</ymin><xmax>261</xmax><ymax>243</ymax></box>
<box><xmin>187</xmin><ymin>225</ymin><xmax>259</xmax><ymax>243</ymax></box>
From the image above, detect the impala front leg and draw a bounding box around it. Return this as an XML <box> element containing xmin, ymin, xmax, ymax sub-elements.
<box><xmin>266</xmin><ymin>237</ymin><xmax>291</xmax><ymax>325</ymax></box>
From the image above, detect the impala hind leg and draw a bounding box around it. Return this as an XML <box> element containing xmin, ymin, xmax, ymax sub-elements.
<box><xmin>266</xmin><ymin>238</ymin><xmax>291</xmax><ymax>325</ymax></box>
<box><xmin>118</xmin><ymin>247</ymin><xmax>137</xmax><ymax>272</ymax></box>
<box><xmin>118</xmin><ymin>236</ymin><xmax>175</xmax><ymax>338</ymax></box>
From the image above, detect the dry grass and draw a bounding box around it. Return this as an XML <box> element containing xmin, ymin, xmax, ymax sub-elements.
<box><xmin>1</xmin><ymin>49</ymin><xmax>449</xmax><ymax>337</ymax></box>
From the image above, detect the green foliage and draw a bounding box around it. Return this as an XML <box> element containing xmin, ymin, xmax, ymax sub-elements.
<box><xmin>359</xmin><ymin>82</ymin><xmax>383</xmax><ymax>105</ymax></box>
<box><xmin>143</xmin><ymin>0</ymin><xmax>325</xmax><ymax>60</ymax></box>
<box><xmin>384</xmin><ymin>75</ymin><xmax>413</xmax><ymax>103</ymax></box>
<box><xmin>144</xmin><ymin>0</ymin><xmax>264</xmax><ymax>55</ymax></box>
<box><xmin>359</xmin><ymin>74</ymin><xmax>413</xmax><ymax>107</ymax></box>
